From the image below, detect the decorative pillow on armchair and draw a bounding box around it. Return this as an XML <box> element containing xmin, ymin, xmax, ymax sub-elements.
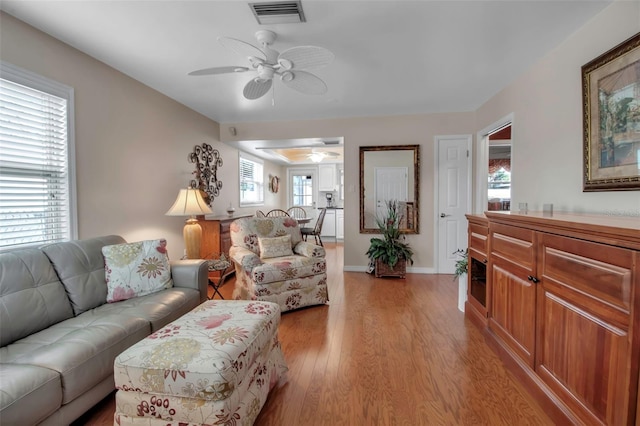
<box><xmin>258</xmin><ymin>235</ymin><xmax>293</xmax><ymax>259</ymax></box>
<box><xmin>102</xmin><ymin>239</ymin><xmax>173</xmax><ymax>303</ymax></box>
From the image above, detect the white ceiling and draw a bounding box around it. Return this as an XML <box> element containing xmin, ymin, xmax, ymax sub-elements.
<box><xmin>1</xmin><ymin>0</ymin><xmax>611</xmax><ymax>127</ymax></box>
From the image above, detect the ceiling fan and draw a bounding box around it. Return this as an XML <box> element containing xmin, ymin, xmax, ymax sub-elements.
<box><xmin>307</xmin><ymin>150</ymin><xmax>340</xmax><ymax>163</ymax></box>
<box><xmin>189</xmin><ymin>30</ymin><xmax>334</xmax><ymax>100</ymax></box>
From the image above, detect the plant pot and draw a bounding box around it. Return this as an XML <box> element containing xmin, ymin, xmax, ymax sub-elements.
<box><xmin>375</xmin><ymin>258</ymin><xmax>406</xmax><ymax>278</ymax></box>
<box><xmin>458</xmin><ymin>273</ymin><xmax>467</xmax><ymax>312</ymax></box>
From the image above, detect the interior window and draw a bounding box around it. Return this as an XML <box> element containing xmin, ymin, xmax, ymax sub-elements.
<box><xmin>0</xmin><ymin>62</ymin><xmax>77</xmax><ymax>250</ymax></box>
<box><xmin>239</xmin><ymin>152</ymin><xmax>264</xmax><ymax>206</ymax></box>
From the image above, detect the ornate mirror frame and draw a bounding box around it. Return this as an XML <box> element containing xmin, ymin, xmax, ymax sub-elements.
<box><xmin>359</xmin><ymin>145</ymin><xmax>420</xmax><ymax>234</ymax></box>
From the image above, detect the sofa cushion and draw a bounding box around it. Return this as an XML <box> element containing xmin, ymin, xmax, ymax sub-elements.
<box><xmin>251</xmin><ymin>255</ymin><xmax>326</xmax><ymax>285</ymax></box>
<box><xmin>102</xmin><ymin>239</ymin><xmax>173</xmax><ymax>303</ymax></box>
<box><xmin>41</xmin><ymin>235</ymin><xmax>126</xmax><ymax>315</ymax></box>
<box><xmin>0</xmin><ymin>313</ymin><xmax>149</xmax><ymax>404</ymax></box>
<box><xmin>259</xmin><ymin>235</ymin><xmax>293</xmax><ymax>259</ymax></box>
<box><xmin>0</xmin><ymin>364</ymin><xmax>62</xmax><ymax>425</ymax></box>
<box><xmin>0</xmin><ymin>248</ymin><xmax>74</xmax><ymax>347</ymax></box>
<box><xmin>91</xmin><ymin>287</ymin><xmax>201</xmax><ymax>333</ymax></box>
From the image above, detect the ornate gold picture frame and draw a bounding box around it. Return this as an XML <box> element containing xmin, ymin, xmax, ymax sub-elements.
<box><xmin>582</xmin><ymin>32</ymin><xmax>640</xmax><ymax>191</ymax></box>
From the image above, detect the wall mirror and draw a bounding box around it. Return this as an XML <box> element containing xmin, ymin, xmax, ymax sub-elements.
<box><xmin>360</xmin><ymin>145</ymin><xmax>420</xmax><ymax>234</ymax></box>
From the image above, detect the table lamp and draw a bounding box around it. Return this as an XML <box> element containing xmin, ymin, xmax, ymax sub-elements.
<box><xmin>165</xmin><ymin>187</ymin><xmax>213</xmax><ymax>259</ymax></box>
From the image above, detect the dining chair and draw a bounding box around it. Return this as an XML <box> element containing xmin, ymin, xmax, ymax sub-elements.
<box><xmin>287</xmin><ymin>206</ymin><xmax>307</xmax><ymax>219</ymax></box>
<box><xmin>266</xmin><ymin>209</ymin><xmax>290</xmax><ymax>217</ymax></box>
<box><xmin>301</xmin><ymin>208</ymin><xmax>327</xmax><ymax>246</ymax></box>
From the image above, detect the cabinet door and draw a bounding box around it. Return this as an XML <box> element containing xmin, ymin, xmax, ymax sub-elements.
<box><xmin>336</xmin><ymin>210</ymin><xmax>344</xmax><ymax>239</ymax></box>
<box><xmin>536</xmin><ymin>233</ymin><xmax>636</xmax><ymax>425</ymax></box>
<box><xmin>489</xmin><ymin>223</ymin><xmax>537</xmax><ymax>368</ymax></box>
<box><xmin>318</xmin><ymin>164</ymin><xmax>336</xmax><ymax>191</ymax></box>
<box><xmin>320</xmin><ymin>210</ymin><xmax>336</xmax><ymax>237</ymax></box>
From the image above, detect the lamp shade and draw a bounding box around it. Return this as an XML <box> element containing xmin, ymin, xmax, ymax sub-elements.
<box><xmin>165</xmin><ymin>187</ymin><xmax>213</xmax><ymax>217</ymax></box>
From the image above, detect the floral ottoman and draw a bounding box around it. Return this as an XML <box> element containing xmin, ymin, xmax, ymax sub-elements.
<box><xmin>113</xmin><ymin>300</ymin><xmax>288</xmax><ymax>425</ymax></box>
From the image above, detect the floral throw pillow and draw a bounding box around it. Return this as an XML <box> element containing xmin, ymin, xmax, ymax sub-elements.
<box><xmin>102</xmin><ymin>239</ymin><xmax>173</xmax><ymax>303</ymax></box>
<box><xmin>258</xmin><ymin>235</ymin><xmax>293</xmax><ymax>259</ymax></box>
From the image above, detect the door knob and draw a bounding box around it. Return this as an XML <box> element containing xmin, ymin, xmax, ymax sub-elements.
<box><xmin>440</xmin><ymin>213</ymin><xmax>449</xmax><ymax>218</ymax></box>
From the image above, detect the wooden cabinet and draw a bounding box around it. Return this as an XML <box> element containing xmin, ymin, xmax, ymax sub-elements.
<box><xmin>465</xmin><ymin>214</ymin><xmax>489</xmax><ymax>327</ymax></box>
<box><xmin>199</xmin><ymin>214</ymin><xmax>252</xmax><ymax>259</ymax></box>
<box><xmin>480</xmin><ymin>211</ymin><xmax>640</xmax><ymax>425</ymax></box>
<box><xmin>489</xmin><ymin>222</ymin><xmax>537</xmax><ymax>368</ymax></box>
<box><xmin>536</xmin><ymin>233</ymin><xmax>635</xmax><ymax>425</ymax></box>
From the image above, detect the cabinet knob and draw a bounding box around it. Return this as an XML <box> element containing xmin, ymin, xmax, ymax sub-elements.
<box><xmin>527</xmin><ymin>275</ymin><xmax>539</xmax><ymax>283</ymax></box>
<box><xmin>483</xmin><ymin>259</ymin><xmax>488</xmax><ymax>264</ymax></box>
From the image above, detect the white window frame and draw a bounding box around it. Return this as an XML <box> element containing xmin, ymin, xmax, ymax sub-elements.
<box><xmin>0</xmin><ymin>61</ymin><xmax>77</xmax><ymax>251</ymax></box>
<box><xmin>239</xmin><ymin>151</ymin><xmax>264</xmax><ymax>207</ymax></box>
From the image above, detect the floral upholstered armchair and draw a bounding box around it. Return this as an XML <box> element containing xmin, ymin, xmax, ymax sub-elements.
<box><xmin>229</xmin><ymin>216</ymin><xmax>328</xmax><ymax>312</ymax></box>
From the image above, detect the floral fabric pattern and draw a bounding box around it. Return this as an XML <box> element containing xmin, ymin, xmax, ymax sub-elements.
<box><xmin>114</xmin><ymin>300</ymin><xmax>287</xmax><ymax>426</ymax></box>
<box><xmin>229</xmin><ymin>217</ymin><xmax>328</xmax><ymax>313</ymax></box>
<box><xmin>258</xmin><ymin>235</ymin><xmax>293</xmax><ymax>259</ymax></box>
<box><xmin>103</xmin><ymin>239</ymin><xmax>173</xmax><ymax>303</ymax></box>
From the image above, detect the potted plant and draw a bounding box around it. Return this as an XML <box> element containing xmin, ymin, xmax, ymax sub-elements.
<box><xmin>453</xmin><ymin>248</ymin><xmax>468</xmax><ymax>312</ymax></box>
<box><xmin>365</xmin><ymin>200</ymin><xmax>414</xmax><ymax>278</ymax></box>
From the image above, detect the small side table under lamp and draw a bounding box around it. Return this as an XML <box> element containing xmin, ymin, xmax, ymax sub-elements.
<box><xmin>165</xmin><ymin>187</ymin><xmax>212</xmax><ymax>259</ymax></box>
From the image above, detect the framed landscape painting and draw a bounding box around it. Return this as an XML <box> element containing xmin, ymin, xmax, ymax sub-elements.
<box><xmin>582</xmin><ymin>32</ymin><xmax>640</xmax><ymax>191</ymax></box>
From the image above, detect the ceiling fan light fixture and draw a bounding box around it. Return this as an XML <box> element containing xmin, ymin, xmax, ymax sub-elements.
<box><xmin>309</xmin><ymin>152</ymin><xmax>325</xmax><ymax>163</ymax></box>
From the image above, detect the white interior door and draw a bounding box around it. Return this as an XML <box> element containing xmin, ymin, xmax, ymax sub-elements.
<box><xmin>375</xmin><ymin>167</ymin><xmax>408</xmax><ymax>219</ymax></box>
<box><xmin>436</xmin><ymin>135</ymin><xmax>471</xmax><ymax>273</ymax></box>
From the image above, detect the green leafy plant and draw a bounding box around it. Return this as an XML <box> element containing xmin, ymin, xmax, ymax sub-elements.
<box><xmin>453</xmin><ymin>248</ymin><xmax>468</xmax><ymax>280</ymax></box>
<box><xmin>365</xmin><ymin>200</ymin><xmax>414</xmax><ymax>269</ymax></box>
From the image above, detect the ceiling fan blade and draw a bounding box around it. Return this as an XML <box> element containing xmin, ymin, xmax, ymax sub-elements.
<box><xmin>218</xmin><ymin>36</ymin><xmax>266</xmax><ymax>61</ymax></box>
<box><xmin>278</xmin><ymin>46</ymin><xmax>334</xmax><ymax>70</ymax></box>
<box><xmin>281</xmin><ymin>71</ymin><xmax>327</xmax><ymax>95</ymax></box>
<box><xmin>243</xmin><ymin>78</ymin><xmax>272</xmax><ymax>100</ymax></box>
<box><xmin>188</xmin><ymin>66</ymin><xmax>249</xmax><ymax>76</ymax></box>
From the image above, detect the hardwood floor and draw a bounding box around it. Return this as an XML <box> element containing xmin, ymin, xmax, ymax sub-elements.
<box><xmin>74</xmin><ymin>242</ymin><xmax>552</xmax><ymax>425</ymax></box>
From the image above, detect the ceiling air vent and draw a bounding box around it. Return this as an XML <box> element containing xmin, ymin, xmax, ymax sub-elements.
<box><xmin>249</xmin><ymin>1</ymin><xmax>306</xmax><ymax>25</ymax></box>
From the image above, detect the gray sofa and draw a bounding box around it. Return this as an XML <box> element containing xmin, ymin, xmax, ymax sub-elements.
<box><xmin>0</xmin><ymin>235</ymin><xmax>209</xmax><ymax>426</ymax></box>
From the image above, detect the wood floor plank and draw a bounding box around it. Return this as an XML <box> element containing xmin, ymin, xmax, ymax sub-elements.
<box><xmin>73</xmin><ymin>242</ymin><xmax>552</xmax><ymax>425</ymax></box>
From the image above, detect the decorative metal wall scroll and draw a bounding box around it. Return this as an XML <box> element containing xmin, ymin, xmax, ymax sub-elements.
<box><xmin>189</xmin><ymin>143</ymin><xmax>223</xmax><ymax>205</ymax></box>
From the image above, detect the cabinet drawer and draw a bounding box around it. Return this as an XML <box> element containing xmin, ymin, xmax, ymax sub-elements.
<box><xmin>469</xmin><ymin>222</ymin><xmax>488</xmax><ymax>255</ymax></box>
<box><xmin>490</xmin><ymin>223</ymin><xmax>535</xmax><ymax>271</ymax></box>
<box><xmin>539</xmin><ymin>233</ymin><xmax>633</xmax><ymax>324</ymax></box>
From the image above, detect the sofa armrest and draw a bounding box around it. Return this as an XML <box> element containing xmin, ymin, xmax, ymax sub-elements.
<box><xmin>294</xmin><ymin>241</ymin><xmax>326</xmax><ymax>258</ymax></box>
<box><xmin>230</xmin><ymin>247</ymin><xmax>262</xmax><ymax>273</ymax></box>
<box><xmin>170</xmin><ymin>259</ymin><xmax>209</xmax><ymax>303</ymax></box>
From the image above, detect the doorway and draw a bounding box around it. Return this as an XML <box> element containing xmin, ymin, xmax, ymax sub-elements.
<box><xmin>435</xmin><ymin>135</ymin><xmax>472</xmax><ymax>273</ymax></box>
<box><xmin>475</xmin><ymin>114</ymin><xmax>514</xmax><ymax>213</ymax></box>
<box><xmin>488</xmin><ymin>125</ymin><xmax>512</xmax><ymax>211</ymax></box>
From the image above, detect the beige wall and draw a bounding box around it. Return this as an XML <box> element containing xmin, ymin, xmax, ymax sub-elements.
<box><xmin>0</xmin><ymin>12</ymin><xmax>284</xmax><ymax>260</ymax></box>
<box><xmin>222</xmin><ymin>113</ymin><xmax>476</xmax><ymax>270</ymax></box>
<box><xmin>475</xmin><ymin>1</ymin><xmax>640</xmax><ymax>214</ymax></box>
<box><xmin>3</xmin><ymin>2</ymin><xmax>638</xmax><ymax>271</ymax></box>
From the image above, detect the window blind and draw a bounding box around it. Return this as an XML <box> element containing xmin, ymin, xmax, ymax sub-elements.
<box><xmin>0</xmin><ymin>76</ymin><xmax>72</xmax><ymax>250</ymax></box>
<box><xmin>239</xmin><ymin>153</ymin><xmax>264</xmax><ymax>206</ymax></box>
